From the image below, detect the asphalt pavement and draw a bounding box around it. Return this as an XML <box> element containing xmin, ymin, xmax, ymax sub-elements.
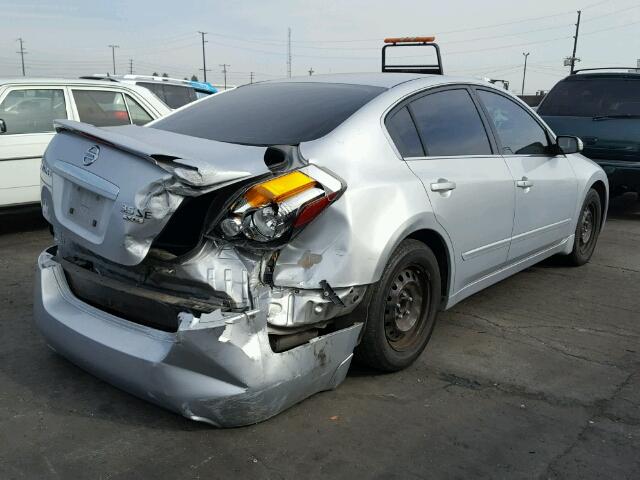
<box><xmin>0</xmin><ymin>197</ymin><xmax>638</xmax><ymax>479</ymax></box>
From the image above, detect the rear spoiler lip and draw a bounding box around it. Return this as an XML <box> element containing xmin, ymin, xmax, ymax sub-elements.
<box><xmin>54</xmin><ymin>119</ymin><xmax>165</xmax><ymax>164</ymax></box>
<box><xmin>52</xmin><ymin>119</ymin><xmax>271</xmax><ymax>188</ymax></box>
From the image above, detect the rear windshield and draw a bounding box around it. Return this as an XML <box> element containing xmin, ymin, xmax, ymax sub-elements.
<box><xmin>137</xmin><ymin>82</ymin><xmax>197</xmax><ymax>109</ymax></box>
<box><xmin>152</xmin><ymin>82</ymin><xmax>386</xmax><ymax>146</ymax></box>
<box><xmin>538</xmin><ymin>77</ymin><xmax>640</xmax><ymax>117</ymax></box>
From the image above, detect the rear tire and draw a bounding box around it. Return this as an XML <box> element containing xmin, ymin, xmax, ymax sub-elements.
<box><xmin>566</xmin><ymin>188</ymin><xmax>602</xmax><ymax>266</ymax></box>
<box><xmin>354</xmin><ymin>240</ymin><xmax>441</xmax><ymax>372</ymax></box>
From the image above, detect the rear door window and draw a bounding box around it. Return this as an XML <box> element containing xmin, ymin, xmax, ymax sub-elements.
<box><xmin>0</xmin><ymin>88</ymin><xmax>67</xmax><ymax>134</ymax></box>
<box><xmin>477</xmin><ymin>90</ymin><xmax>550</xmax><ymax>155</ymax></box>
<box><xmin>386</xmin><ymin>107</ymin><xmax>424</xmax><ymax>157</ymax></box>
<box><xmin>537</xmin><ymin>77</ymin><xmax>640</xmax><ymax>117</ymax></box>
<box><xmin>125</xmin><ymin>95</ymin><xmax>153</xmax><ymax>125</ymax></box>
<box><xmin>137</xmin><ymin>82</ymin><xmax>197</xmax><ymax>109</ymax></box>
<box><xmin>72</xmin><ymin>90</ymin><xmax>130</xmax><ymax>127</ymax></box>
<box><xmin>409</xmin><ymin>89</ymin><xmax>492</xmax><ymax>156</ymax></box>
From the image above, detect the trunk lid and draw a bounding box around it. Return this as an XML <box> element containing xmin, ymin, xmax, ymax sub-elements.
<box><xmin>46</xmin><ymin>120</ymin><xmax>271</xmax><ymax>265</ymax></box>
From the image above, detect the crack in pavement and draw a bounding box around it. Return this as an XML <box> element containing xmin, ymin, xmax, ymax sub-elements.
<box><xmin>592</xmin><ymin>262</ymin><xmax>640</xmax><ymax>274</ymax></box>
<box><xmin>539</xmin><ymin>370</ymin><xmax>638</xmax><ymax>479</ymax></box>
<box><xmin>448</xmin><ymin>310</ymin><xmax>632</xmax><ymax>369</ymax></box>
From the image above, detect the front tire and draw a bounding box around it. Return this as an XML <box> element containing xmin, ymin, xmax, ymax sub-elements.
<box><xmin>566</xmin><ymin>188</ymin><xmax>602</xmax><ymax>266</ymax></box>
<box><xmin>355</xmin><ymin>240</ymin><xmax>441</xmax><ymax>372</ymax></box>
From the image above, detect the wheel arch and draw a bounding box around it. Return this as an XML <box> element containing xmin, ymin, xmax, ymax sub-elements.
<box><xmin>406</xmin><ymin>229</ymin><xmax>452</xmax><ymax>303</ymax></box>
<box><xmin>590</xmin><ymin>179</ymin><xmax>608</xmax><ymax>226</ymax></box>
<box><xmin>369</xmin><ymin>210</ymin><xmax>455</xmax><ymax>304</ymax></box>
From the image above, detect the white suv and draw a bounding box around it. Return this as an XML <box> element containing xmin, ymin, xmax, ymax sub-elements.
<box><xmin>0</xmin><ymin>78</ymin><xmax>171</xmax><ymax>209</ymax></box>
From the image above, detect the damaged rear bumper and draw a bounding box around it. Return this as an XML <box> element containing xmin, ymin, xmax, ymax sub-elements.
<box><xmin>34</xmin><ymin>249</ymin><xmax>362</xmax><ymax>427</ymax></box>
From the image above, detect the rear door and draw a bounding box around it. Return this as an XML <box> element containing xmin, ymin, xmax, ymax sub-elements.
<box><xmin>475</xmin><ymin>88</ymin><xmax>578</xmax><ymax>262</ymax></box>
<box><xmin>388</xmin><ymin>86</ymin><xmax>516</xmax><ymax>293</ymax></box>
<box><xmin>0</xmin><ymin>86</ymin><xmax>71</xmax><ymax>207</ymax></box>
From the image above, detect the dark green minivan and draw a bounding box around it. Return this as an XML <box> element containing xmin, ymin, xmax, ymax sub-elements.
<box><xmin>539</xmin><ymin>70</ymin><xmax>640</xmax><ymax>197</ymax></box>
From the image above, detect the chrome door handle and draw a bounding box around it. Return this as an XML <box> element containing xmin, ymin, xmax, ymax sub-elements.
<box><xmin>516</xmin><ymin>177</ymin><xmax>534</xmax><ymax>188</ymax></box>
<box><xmin>430</xmin><ymin>180</ymin><xmax>457</xmax><ymax>192</ymax></box>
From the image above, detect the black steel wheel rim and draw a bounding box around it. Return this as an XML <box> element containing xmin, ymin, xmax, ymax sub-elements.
<box><xmin>578</xmin><ymin>202</ymin><xmax>597</xmax><ymax>255</ymax></box>
<box><xmin>383</xmin><ymin>264</ymin><xmax>430</xmax><ymax>352</ymax></box>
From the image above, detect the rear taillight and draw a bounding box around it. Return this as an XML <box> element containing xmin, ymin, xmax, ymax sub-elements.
<box><xmin>217</xmin><ymin>165</ymin><xmax>344</xmax><ymax>245</ymax></box>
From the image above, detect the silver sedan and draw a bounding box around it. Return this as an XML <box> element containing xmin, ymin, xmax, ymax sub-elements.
<box><xmin>35</xmin><ymin>72</ymin><xmax>607</xmax><ymax>426</ymax></box>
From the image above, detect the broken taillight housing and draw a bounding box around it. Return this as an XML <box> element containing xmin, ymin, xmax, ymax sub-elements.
<box><xmin>217</xmin><ymin>165</ymin><xmax>344</xmax><ymax>245</ymax></box>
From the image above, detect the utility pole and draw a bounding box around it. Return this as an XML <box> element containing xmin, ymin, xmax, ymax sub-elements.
<box><xmin>108</xmin><ymin>45</ymin><xmax>119</xmax><ymax>75</ymax></box>
<box><xmin>129</xmin><ymin>59</ymin><xmax>133</xmax><ymax>74</ymax></box>
<box><xmin>16</xmin><ymin>38</ymin><xmax>27</xmax><ymax>76</ymax></box>
<box><xmin>219</xmin><ymin>64</ymin><xmax>230</xmax><ymax>90</ymax></box>
<box><xmin>287</xmin><ymin>27</ymin><xmax>292</xmax><ymax>78</ymax></box>
<box><xmin>308</xmin><ymin>67</ymin><xmax>314</xmax><ymax>76</ymax></box>
<box><xmin>249</xmin><ymin>72</ymin><xmax>254</xmax><ymax>84</ymax></box>
<box><xmin>198</xmin><ymin>31</ymin><xmax>210</xmax><ymax>82</ymax></box>
<box><xmin>570</xmin><ymin>10</ymin><xmax>582</xmax><ymax>74</ymax></box>
<box><xmin>521</xmin><ymin>52</ymin><xmax>530</xmax><ymax>96</ymax></box>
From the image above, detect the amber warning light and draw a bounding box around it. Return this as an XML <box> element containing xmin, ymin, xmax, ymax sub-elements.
<box><xmin>384</xmin><ymin>36</ymin><xmax>436</xmax><ymax>44</ymax></box>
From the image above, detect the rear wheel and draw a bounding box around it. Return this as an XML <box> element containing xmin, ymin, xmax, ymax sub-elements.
<box><xmin>355</xmin><ymin>239</ymin><xmax>441</xmax><ymax>372</ymax></box>
<box><xmin>566</xmin><ymin>188</ymin><xmax>602</xmax><ymax>266</ymax></box>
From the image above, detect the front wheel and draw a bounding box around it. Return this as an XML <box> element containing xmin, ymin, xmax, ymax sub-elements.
<box><xmin>354</xmin><ymin>239</ymin><xmax>441</xmax><ymax>372</ymax></box>
<box><xmin>566</xmin><ymin>188</ymin><xmax>602</xmax><ymax>266</ymax></box>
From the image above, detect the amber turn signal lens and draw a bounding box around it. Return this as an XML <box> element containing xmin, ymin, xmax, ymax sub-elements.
<box><xmin>244</xmin><ymin>171</ymin><xmax>316</xmax><ymax>207</ymax></box>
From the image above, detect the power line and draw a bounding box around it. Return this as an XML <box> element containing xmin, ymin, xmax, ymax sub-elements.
<box><xmin>16</xmin><ymin>38</ymin><xmax>27</xmax><ymax>76</ymax></box>
<box><xmin>581</xmin><ymin>17</ymin><xmax>640</xmax><ymax>36</ymax></box>
<box><xmin>582</xmin><ymin>3</ymin><xmax>640</xmax><ymax>23</ymax></box>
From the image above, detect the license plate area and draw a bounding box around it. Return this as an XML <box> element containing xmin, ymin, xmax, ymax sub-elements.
<box><xmin>66</xmin><ymin>183</ymin><xmax>107</xmax><ymax>227</ymax></box>
<box><xmin>53</xmin><ymin>174</ymin><xmax>115</xmax><ymax>244</ymax></box>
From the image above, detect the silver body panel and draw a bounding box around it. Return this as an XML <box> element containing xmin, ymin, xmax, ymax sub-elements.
<box><xmin>34</xmin><ymin>73</ymin><xmax>608</xmax><ymax>426</ymax></box>
<box><xmin>35</xmin><ymin>249</ymin><xmax>361</xmax><ymax>427</ymax></box>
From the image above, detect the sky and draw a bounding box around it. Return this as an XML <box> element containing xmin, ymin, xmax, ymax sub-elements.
<box><xmin>0</xmin><ymin>0</ymin><xmax>639</xmax><ymax>94</ymax></box>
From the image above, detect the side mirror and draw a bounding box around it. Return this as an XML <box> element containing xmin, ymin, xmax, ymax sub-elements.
<box><xmin>0</xmin><ymin>118</ymin><xmax>6</xmax><ymax>134</ymax></box>
<box><xmin>556</xmin><ymin>135</ymin><xmax>583</xmax><ymax>154</ymax></box>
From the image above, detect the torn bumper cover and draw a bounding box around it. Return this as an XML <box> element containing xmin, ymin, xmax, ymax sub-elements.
<box><xmin>34</xmin><ymin>249</ymin><xmax>362</xmax><ymax>427</ymax></box>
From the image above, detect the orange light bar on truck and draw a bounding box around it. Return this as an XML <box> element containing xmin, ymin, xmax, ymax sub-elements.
<box><xmin>384</xmin><ymin>36</ymin><xmax>436</xmax><ymax>44</ymax></box>
<box><xmin>244</xmin><ymin>171</ymin><xmax>316</xmax><ymax>207</ymax></box>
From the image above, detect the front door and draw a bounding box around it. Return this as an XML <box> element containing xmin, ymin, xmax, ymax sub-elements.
<box><xmin>475</xmin><ymin>88</ymin><xmax>578</xmax><ymax>261</ymax></box>
<box><xmin>387</xmin><ymin>87</ymin><xmax>516</xmax><ymax>294</ymax></box>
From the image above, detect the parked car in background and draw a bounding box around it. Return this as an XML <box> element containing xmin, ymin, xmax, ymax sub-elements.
<box><xmin>538</xmin><ymin>69</ymin><xmax>640</xmax><ymax>198</ymax></box>
<box><xmin>35</xmin><ymin>53</ymin><xmax>607</xmax><ymax>427</ymax></box>
<box><xmin>0</xmin><ymin>78</ymin><xmax>170</xmax><ymax>209</ymax></box>
<box><xmin>81</xmin><ymin>74</ymin><xmax>218</xmax><ymax>109</ymax></box>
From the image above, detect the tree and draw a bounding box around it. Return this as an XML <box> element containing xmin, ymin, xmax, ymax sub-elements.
<box><xmin>152</xmin><ymin>72</ymin><xmax>159</xmax><ymax>76</ymax></box>
<box><xmin>161</xmin><ymin>73</ymin><xmax>169</xmax><ymax>78</ymax></box>
<box><xmin>190</xmin><ymin>74</ymin><xmax>198</xmax><ymax>82</ymax></box>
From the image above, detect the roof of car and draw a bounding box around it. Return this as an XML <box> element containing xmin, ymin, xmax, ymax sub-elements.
<box><xmin>566</xmin><ymin>71</ymin><xmax>640</xmax><ymax>80</ymax></box>
<box><xmin>262</xmin><ymin>72</ymin><xmax>441</xmax><ymax>88</ymax></box>
<box><xmin>259</xmin><ymin>72</ymin><xmax>490</xmax><ymax>89</ymax></box>
<box><xmin>0</xmin><ymin>77</ymin><xmax>145</xmax><ymax>87</ymax></box>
